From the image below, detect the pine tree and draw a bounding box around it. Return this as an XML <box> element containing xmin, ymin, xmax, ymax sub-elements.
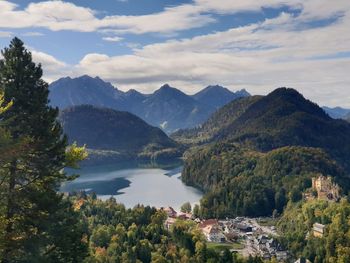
<box><xmin>0</xmin><ymin>38</ymin><xmax>87</xmax><ymax>262</ymax></box>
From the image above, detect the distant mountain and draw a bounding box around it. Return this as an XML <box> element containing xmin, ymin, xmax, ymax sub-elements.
<box><xmin>322</xmin><ymin>106</ymin><xmax>350</xmax><ymax>119</ymax></box>
<box><xmin>138</xmin><ymin>84</ymin><xmax>213</xmax><ymax>131</ymax></box>
<box><xmin>49</xmin><ymin>76</ymin><xmax>249</xmax><ymax>132</ymax></box>
<box><xmin>49</xmin><ymin>75</ymin><xmax>123</xmax><ymax>110</ymax></box>
<box><xmin>346</xmin><ymin>113</ymin><xmax>350</xmax><ymax>122</ymax></box>
<box><xmin>192</xmin><ymin>85</ymin><xmax>250</xmax><ymax>110</ymax></box>
<box><xmin>60</xmin><ymin>105</ymin><xmax>181</xmax><ymax>165</ymax></box>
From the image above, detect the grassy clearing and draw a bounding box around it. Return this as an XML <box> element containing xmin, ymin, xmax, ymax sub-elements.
<box><xmin>207</xmin><ymin>242</ymin><xmax>244</xmax><ymax>251</ymax></box>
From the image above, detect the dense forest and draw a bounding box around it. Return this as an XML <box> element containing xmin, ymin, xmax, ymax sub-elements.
<box><xmin>172</xmin><ymin>96</ymin><xmax>262</xmax><ymax>145</ymax></box>
<box><xmin>278</xmin><ymin>199</ymin><xmax>350</xmax><ymax>262</ymax></box>
<box><xmin>183</xmin><ymin>144</ymin><xmax>349</xmax><ymax>218</ymax></box>
<box><xmin>60</xmin><ymin>105</ymin><xmax>181</xmax><ymax>165</ymax></box>
<box><xmin>72</xmin><ymin>194</ymin><xmax>267</xmax><ymax>263</ymax></box>
<box><xmin>179</xmin><ymin>87</ymin><xmax>350</xmax><ymax>219</ymax></box>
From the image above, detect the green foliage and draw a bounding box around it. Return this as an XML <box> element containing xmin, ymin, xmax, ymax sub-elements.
<box><xmin>181</xmin><ymin>202</ymin><xmax>192</xmax><ymax>213</ymax></box>
<box><xmin>177</xmin><ymin>88</ymin><xmax>350</xmax><ymax>171</ymax></box>
<box><xmin>0</xmin><ymin>38</ymin><xmax>87</xmax><ymax>262</ymax></box>
<box><xmin>65</xmin><ymin>142</ymin><xmax>88</xmax><ymax>168</ymax></box>
<box><xmin>70</xmin><ymin>195</ymin><xmax>263</xmax><ymax>262</ymax></box>
<box><xmin>278</xmin><ymin>199</ymin><xmax>350</xmax><ymax>263</ymax></box>
<box><xmin>183</xmin><ymin>144</ymin><xmax>347</xmax><ymax>218</ymax></box>
<box><xmin>172</xmin><ymin>96</ymin><xmax>262</xmax><ymax>145</ymax></box>
<box><xmin>74</xmin><ymin>196</ymin><xmax>202</xmax><ymax>262</ymax></box>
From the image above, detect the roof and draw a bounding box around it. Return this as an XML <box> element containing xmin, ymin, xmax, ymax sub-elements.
<box><xmin>163</xmin><ymin>207</ymin><xmax>177</xmax><ymax>216</ymax></box>
<box><xmin>313</xmin><ymin>223</ymin><xmax>325</xmax><ymax>229</ymax></box>
<box><xmin>313</xmin><ymin>223</ymin><xmax>326</xmax><ymax>233</ymax></box>
<box><xmin>201</xmin><ymin>225</ymin><xmax>220</xmax><ymax>235</ymax></box>
<box><xmin>199</xmin><ymin>219</ymin><xmax>218</xmax><ymax>228</ymax></box>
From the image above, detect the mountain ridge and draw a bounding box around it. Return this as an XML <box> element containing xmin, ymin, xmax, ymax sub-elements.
<box><xmin>49</xmin><ymin>75</ymin><xmax>250</xmax><ymax>132</ymax></box>
<box><xmin>323</xmin><ymin>106</ymin><xmax>350</xmax><ymax>119</ymax></box>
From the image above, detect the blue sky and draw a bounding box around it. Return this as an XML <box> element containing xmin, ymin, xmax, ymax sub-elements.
<box><xmin>0</xmin><ymin>0</ymin><xmax>350</xmax><ymax>107</ymax></box>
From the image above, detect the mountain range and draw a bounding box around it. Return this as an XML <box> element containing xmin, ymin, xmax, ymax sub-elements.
<box><xmin>49</xmin><ymin>75</ymin><xmax>249</xmax><ymax>132</ymax></box>
<box><xmin>60</xmin><ymin>105</ymin><xmax>181</xmax><ymax>165</ymax></box>
<box><xmin>322</xmin><ymin>106</ymin><xmax>350</xmax><ymax>119</ymax></box>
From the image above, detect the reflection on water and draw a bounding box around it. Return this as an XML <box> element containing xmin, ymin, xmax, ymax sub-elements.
<box><xmin>61</xmin><ymin>163</ymin><xmax>202</xmax><ymax>211</ymax></box>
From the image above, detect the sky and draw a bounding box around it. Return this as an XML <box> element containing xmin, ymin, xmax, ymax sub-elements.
<box><xmin>0</xmin><ymin>0</ymin><xmax>350</xmax><ymax>107</ymax></box>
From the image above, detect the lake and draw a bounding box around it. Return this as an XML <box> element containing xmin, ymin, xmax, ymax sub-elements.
<box><xmin>61</xmin><ymin>164</ymin><xmax>203</xmax><ymax>211</ymax></box>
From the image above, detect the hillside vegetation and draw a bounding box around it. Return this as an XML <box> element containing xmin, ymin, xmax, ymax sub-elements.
<box><xmin>172</xmin><ymin>96</ymin><xmax>262</xmax><ymax>144</ymax></box>
<box><xmin>181</xmin><ymin>88</ymin><xmax>350</xmax><ymax>218</ymax></box>
<box><xmin>278</xmin><ymin>199</ymin><xmax>350</xmax><ymax>262</ymax></box>
<box><xmin>183</xmin><ymin>145</ymin><xmax>348</xmax><ymax>218</ymax></box>
<box><xmin>60</xmin><ymin>105</ymin><xmax>181</xmax><ymax>164</ymax></box>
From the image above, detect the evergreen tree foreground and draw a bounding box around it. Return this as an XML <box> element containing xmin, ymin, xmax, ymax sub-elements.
<box><xmin>0</xmin><ymin>38</ymin><xmax>87</xmax><ymax>262</ymax></box>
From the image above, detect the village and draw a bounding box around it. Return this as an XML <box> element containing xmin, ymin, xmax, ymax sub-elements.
<box><xmin>161</xmin><ymin>205</ymin><xmax>288</xmax><ymax>261</ymax></box>
<box><xmin>161</xmin><ymin>175</ymin><xmax>341</xmax><ymax>262</ymax></box>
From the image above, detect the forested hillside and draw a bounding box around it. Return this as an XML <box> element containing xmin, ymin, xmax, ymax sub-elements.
<box><xmin>278</xmin><ymin>199</ymin><xmax>350</xmax><ymax>262</ymax></box>
<box><xmin>60</xmin><ymin>105</ymin><xmax>181</xmax><ymax>164</ymax></box>
<box><xmin>172</xmin><ymin>96</ymin><xmax>262</xmax><ymax>144</ymax></box>
<box><xmin>183</xmin><ymin>145</ymin><xmax>348</xmax><ymax>218</ymax></box>
<box><xmin>181</xmin><ymin>88</ymin><xmax>350</xmax><ymax>218</ymax></box>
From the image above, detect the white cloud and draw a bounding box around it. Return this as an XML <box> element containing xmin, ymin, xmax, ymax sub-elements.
<box><xmin>0</xmin><ymin>0</ymin><xmax>347</xmax><ymax>36</ymax></box>
<box><xmin>0</xmin><ymin>0</ymin><xmax>211</xmax><ymax>34</ymax></box>
<box><xmin>30</xmin><ymin>49</ymin><xmax>71</xmax><ymax>83</ymax></box>
<box><xmin>102</xmin><ymin>36</ymin><xmax>123</xmax><ymax>42</ymax></box>
<box><xmin>22</xmin><ymin>32</ymin><xmax>44</xmax><ymax>37</ymax></box>
<box><xmin>1</xmin><ymin>0</ymin><xmax>350</xmax><ymax>107</ymax></box>
<box><xmin>0</xmin><ymin>31</ymin><xmax>13</xmax><ymax>38</ymax></box>
<box><xmin>73</xmin><ymin>1</ymin><xmax>350</xmax><ymax>107</ymax></box>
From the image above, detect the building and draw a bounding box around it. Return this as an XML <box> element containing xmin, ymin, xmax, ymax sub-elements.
<box><xmin>236</xmin><ymin>223</ymin><xmax>253</xmax><ymax>233</ymax></box>
<box><xmin>313</xmin><ymin>223</ymin><xmax>325</xmax><ymax>238</ymax></box>
<box><xmin>162</xmin><ymin>206</ymin><xmax>177</xmax><ymax>218</ymax></box>
<box><xmin>199</xmin><ymin>219</ymin><xmax>225</xmax><ymax>242</ymax></box>
<box><xmin>164</xmin><ymin>217</ymin><xmax>176</xmax><ymax>230</ymax></box>
<box><xmin>177</xmin><ymin>212</ymin><xmax>192</xmax><ymax>220</ymax></box>
<box><xmin>312</xmin><ymin>175</ymin><xmax>340</xmax><ymax>201</ymax></box>
<box><xmin>199</xmin><ymin>219</ymin><xmax>218</xmax><ymax>228</ymax></box>
<box><xmin>201</xmin><ymin>224</ymin><xmax>225</xmax><ymax>242</ymax></box>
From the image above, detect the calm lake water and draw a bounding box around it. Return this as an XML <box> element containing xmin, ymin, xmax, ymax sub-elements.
<box><xmin>61</xmin><ymin>164</ymin><xmax>203</xmax><ymax>211</ymax></box>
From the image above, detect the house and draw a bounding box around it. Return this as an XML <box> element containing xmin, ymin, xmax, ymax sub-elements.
<box><xmin>199</xmin><ymin>219</ymin><xmax>218</xmax><ymax>228</ymax></box>
<box><xmin>201</xmin><ymin>224</ymin><xmax>226</xmax><ymax>242</ymax></box>
<box><xmin>313</xmin><ymin>223</ymin><xmax>325</xmax><ymax>238</ymax></box>
<box><xmin>199</xmin><ymin>219</ymin><xmax>225</xmax><ymax>242</ymax></box>
<box><xmin>162</xmin><ymin>206</ymin><xmax>177</xmax><ymax>218</ymax></box>
<box><xmin>256</xmin><ymin>235</ymin><xmax>269</xmax><ymax>245</ymax></box>
<box><xmin>236</xmin><ymin>223</ymin><xmax>253</xmax><ymax>233</ymax></box>
<box><xmin>164</xmin><ymin>217</ymin><xmax>176</xmax><ymax>230</ymax></box>
<box><xmin>177</xmin><ymin>212</ymin><xmax>192</xmax><ymax>220</ymax></box>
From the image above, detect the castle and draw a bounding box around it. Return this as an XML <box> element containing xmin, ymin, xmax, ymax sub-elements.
<box><xmin>311</xmin><ymin>175</ymin><xmax>340</xmax><ymax>201</ymax></box>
